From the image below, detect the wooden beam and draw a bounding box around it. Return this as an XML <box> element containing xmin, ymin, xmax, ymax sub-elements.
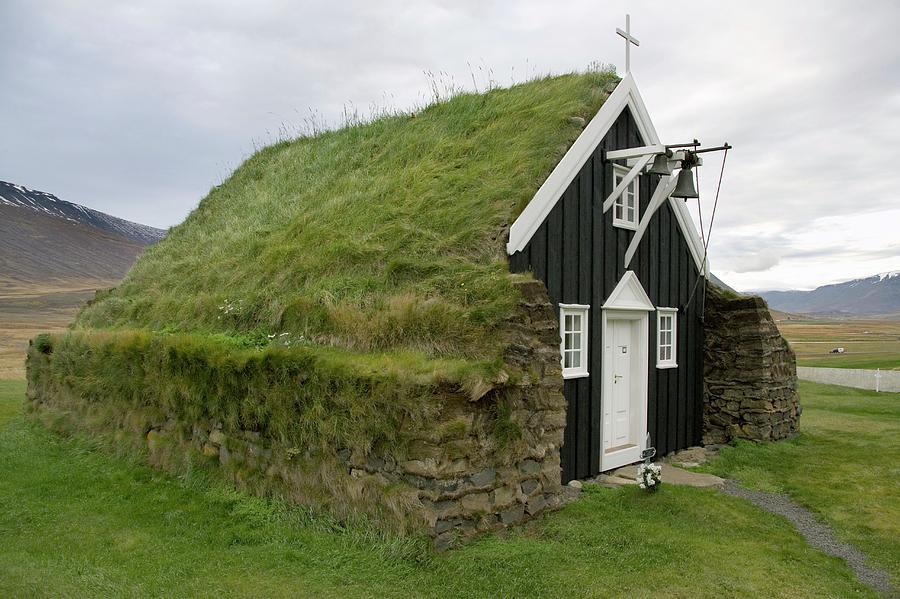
<box><xmin>605</xmin><ymin>144</ymin><xmax>665</xmax><ymax>161</ymax></box>
<box><xmin>602</xmin><ymin>154</ymin><xmax>652</xmax><ymax>213</ymax></box>
<box><xmin>623</xmin><ymin>172</ymin><xmax>680</xmax><ymax>268</ymax></box>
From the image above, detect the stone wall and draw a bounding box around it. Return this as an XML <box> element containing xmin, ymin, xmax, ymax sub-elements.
<box><xmin>25</xmin><ymin>277</ymin><xmax>568</xmax><ymax>550</ymax></box>
<box><xmin>702</xmin><ymin>284</ymin><xmax>801</xmax><ymax>444</ymax></box>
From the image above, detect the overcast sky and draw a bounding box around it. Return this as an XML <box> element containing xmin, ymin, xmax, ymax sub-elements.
<box><xmin>2</xmin><ymin>1</ymin><xmax>898</xmax><ymax>291</ymax></box>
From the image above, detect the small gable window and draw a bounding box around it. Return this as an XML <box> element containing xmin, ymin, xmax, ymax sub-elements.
<box><xmin>612</xmin><ymin>164</ymin><xmax>638</xmax><ymax>230</ymax></box>
<box><xmin>656</xmin><ymin>308</ymin><xmax>677</xmax><ymax>368</ymax></box>
<box><xmin>559</xmin><ymin>304</ymin><xmax>589</xmax><ymax>379</ymax></box>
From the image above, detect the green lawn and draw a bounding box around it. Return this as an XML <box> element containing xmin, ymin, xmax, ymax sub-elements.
<box><xmin>0</xmin><ymin>379</ymin><xmax>882</xmax><ymax>598</ymax></box>
<box><xmin>797</xmin><ymin>354</ymin><xmax>900</xmax><ymax>370</ymax></box>
<box><xmin>704</xmin><ymin>381</ymin><xmax>900</xmax><ymax>586</ymax></box>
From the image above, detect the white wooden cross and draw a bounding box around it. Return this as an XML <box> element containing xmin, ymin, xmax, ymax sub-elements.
<box><xmin>616</xmin><ymin>14</ymin><xmax>640</xmax><ymax>74</ymax></box>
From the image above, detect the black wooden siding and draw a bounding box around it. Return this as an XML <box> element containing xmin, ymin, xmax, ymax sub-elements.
<box><xmin>509</xmin><ymin>108</ymin><xmax>704</xmax><ymax>482</ymax></box>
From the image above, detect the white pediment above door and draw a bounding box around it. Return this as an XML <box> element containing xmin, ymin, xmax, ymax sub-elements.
<box><xmin>601</xmin><ymin>271</ymin><xmax>654</xmax><ymax>311</ymax></box>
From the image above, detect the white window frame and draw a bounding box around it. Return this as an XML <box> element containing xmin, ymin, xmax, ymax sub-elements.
<box><xmin>559</xmin><ymin>304</ymin><xmax>589</xmax><ymax>379</ymax></box>
<box><xmin>656</xmin><ymin>307</ymin><xmax>678</xmax><ymax>369</ymax></box>
<box><xmin>612</xmin><ymin>164</ymin><xmax>639</xmax><ymax>230</ymax></box>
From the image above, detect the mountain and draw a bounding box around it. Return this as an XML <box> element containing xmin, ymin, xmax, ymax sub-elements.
<box><xmin>0</xmin><ymin>180</ymin><xmax>166</xmax><ymax>377</ymax></box>
<box><xmin>0</xmin><ymin>180</ymin><xmax>165</xmax><ymax>293</ymax></box>
<box><xmin>0</xmin><ymin>181</ymin><xmax>164</xmax><ymax>245</ymax></box>
<box><xmin>759</xmin><ymin>271</ymin><xmax>900</xmax><ymax>318</ymax></box>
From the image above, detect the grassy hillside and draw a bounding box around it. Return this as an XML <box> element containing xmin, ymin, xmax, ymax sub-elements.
<box><xmin>0</xmin><ymin>379</ymin><xmax>880</xmax><ymax>598</ymax></box>
<box><xmin>75</xmin><ymin>70</ymin><xmax>617</xmax><ymax>361</ymax></box>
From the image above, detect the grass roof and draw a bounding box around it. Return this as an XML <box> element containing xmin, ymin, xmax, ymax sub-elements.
<box><xmin>76</xmin><ymin>69</ymin><xmax>618</xmax><ymax>363</ymax></box>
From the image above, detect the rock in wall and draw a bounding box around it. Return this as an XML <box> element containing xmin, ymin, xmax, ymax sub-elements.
<box><xmin>702</xmin><ymin>284</ymin><xmax>801</xmax><ymax>444</ymax></box>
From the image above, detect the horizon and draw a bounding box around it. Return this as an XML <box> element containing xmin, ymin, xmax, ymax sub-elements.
<box><xmin>2</xmin><ymin>1</ymin><xmax>898</xmax><ymax>291</ymax></box>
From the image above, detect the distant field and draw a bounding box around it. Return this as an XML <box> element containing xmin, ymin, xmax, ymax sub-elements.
<box><xmin>773</xmin><ymin>318</ymin><xmax>900</xmax><ymax>370</ymax></box>
<box><xmin>0</xmin><ymin>283</ymin><xmax>111</xmax><ymax>378</ymax></box>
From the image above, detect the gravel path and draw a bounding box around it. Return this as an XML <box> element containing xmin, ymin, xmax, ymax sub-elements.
<box><xmin>722</xmin><ymin>481</ymin><xmax>894</xmax><ymax>596</ymax></box>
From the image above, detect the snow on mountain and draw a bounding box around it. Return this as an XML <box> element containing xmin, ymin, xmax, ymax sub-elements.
<box><xmin>0</xmin><ymin>180</ymin><xmax>165</xmax><ymax>245</ymax></box>
<box><xmin>760</xmin><ymin>271</ymin><xmax>900</xmax><ymax>317</ymax></box>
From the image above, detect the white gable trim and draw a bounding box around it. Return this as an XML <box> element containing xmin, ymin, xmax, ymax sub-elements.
<box><xmin>623</xmin><ymin>172</ymin><xmax>679</xmax><ymax>268</ymax></box>
<box><xmin>506</xmin><ymin>74</ymin><xmax>710</xmax><ymax>276</ymax></box>
<box><xmin>601</xmin><ymin>271</ymin><xmax>654</xmax><ymax>311</ymax></box>
<box><xmin>507</xmin><ymin>74</ymin><xmax>658</xmax><ymax>255</ymax></box>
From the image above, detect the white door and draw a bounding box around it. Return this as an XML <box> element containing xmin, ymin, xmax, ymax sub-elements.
<box><xmin>600</xmin><ymin>311</ymin><xmax>648</xmax><ymax>471</ymax></box>
<box><xmin>609</xmin><ymin>319</ymin><xmax>632</xmax><ymax>450</ymax></box>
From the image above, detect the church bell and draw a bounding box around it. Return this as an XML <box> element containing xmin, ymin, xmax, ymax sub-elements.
<box><xmin>671</xmin><ymin>167</ymin><xmax>699</xmax><ymax>199</ymax></box>
<box><xmin>647</xmin><ymin>150</ymin><xmax>672</xmax><ymax>176</ymax></box>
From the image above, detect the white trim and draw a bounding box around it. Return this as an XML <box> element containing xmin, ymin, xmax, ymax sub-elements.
<box><xmin>600</xmin><ymin>308</ymin><xmax>649</xmax><ymax>471</ymax></box>
<box><xmin>605</xmin><ymin>144</ymin><xmax>665</xmax><ymax>161</ymax></box>
<box><xmin>505</xmin><ymin>75</ymin><xmax>709</xmax><ymax>276</ymax></box>
<box><xmin>622</xmin><ymin>173</ymin><xmax>710</xmax><ymax>276</ymax></box>
<box><xmin>623</xmin><ymin>171</ymin><xmax>679</xmax><ymax>268</ymax></box>
<box><xmin>656</xmin><ymin>307</ymin><xmax>678</xmax><ymax>369</ymax></box>
<box><xmin>560</xmin><ymin>304</ymin><xmax>589</xmax><ymax>379</ymax></box>
<box><xmin>507</xmin><ymin>75</ymin><xmax>659</xmax><ymax>255</ymax></box>
<box><xmin>601</xmin><ymin>271</ymin><xmax>654</xmax><ymax>311</ymax></box>
<box><xmin>610</xmin><ymin>164</ymin><xmax>640</xmax><ymax>230</ymax></box>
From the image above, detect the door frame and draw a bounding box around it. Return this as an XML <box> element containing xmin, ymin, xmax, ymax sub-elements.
<box><xmin>598</xmin><ymin>271</ymin><xmax>654</xmax><ymax>472</ymax></box>
<box><xmin>600</xmin><ymin>309</ymin><xmax>649</xmax><ymax>471</ymax></box>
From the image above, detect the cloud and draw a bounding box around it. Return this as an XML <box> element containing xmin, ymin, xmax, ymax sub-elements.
<box><xmin>0</xmin><ymin>0</ymin><xmax>898</xmax><ymax>290</ymax></box>
<box><xmin>728</xmin><ymin>251</ymin><xmax>781</xmax><ymax>274</ymax></box>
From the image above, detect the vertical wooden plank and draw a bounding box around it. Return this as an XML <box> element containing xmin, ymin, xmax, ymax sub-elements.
<box><xmin>618</xmin><ymin>110</ymin><xmax>629</xmax><ymax>149</ymax></box>
<box><xmin>616</xmin><ymin>226</ymin><xmax>627</xmax><ymax>280</ymax></box>
<box><xmin>684</xmin><ymin>248</ymin><xmax>697</xmax><ymax>447</ymax></box>
<box><xmin>532</xmin><ymin>223</ymin><xmax>548</xmax><ymax>283</ymax></box>
<box><xmin>562</xmin><ymin>379</ymin><xmax>578</xmax><ymax>482</ymax></box>
<box><xmin>648</xmin><ymin>199</ymin><xmax>659</xmax><ymax>306</ymax></box>
<box><xmin>647</xmin><ymin>304</ymin><xmax>658</xmax><ymax>450</ymax></box>
<box><xmin>563</xmin><ymin>185</ymin><xmax>578</xmax><ymax>304</ymax></box>
<box><xmin>590</xmin><ymin>152</ymin><xmax>604</xmax><ymax>475</ymax></box>
<box><xmin>578</xmin><ymin>168</ymin><xmax>592</xmax><ymax>306</ymax></box>
<box><xmin>576</xmin><ymin>161</ymin><xmax>593</xmax><ymax>476</ymax></box>
<box><xmin>603</xmin><ymin>163</ymin><xmax>616</xmax><ymax>300</ymax></box>
<box><xmin>677</xmin><ymin>244</ymin><xmax>689</xmax><ymax>449</ymax></box>
<box><xmin>560</xmin><ymin>183</ymin><xmax>582</xmax><ymax>472</ymax></box>
<box><xmin>658</xmin><ymin>204</ymin><xmax>671</xmax><ymax>307</ymax></box>
<box><xmin>576</xmin><ymin>377</ymin><xmax>590</xmax><ymax>478</ymax></box>
<box><xmin>547</xmin><ymin>202</ymin><xmax>563</xmax><ymax>304</ymax></box>
<box><xmin>647</xmin><ymin>192</ymin><xmax>661</xmax><ymax>450</ymax></box>
<box><xmin>636</xmin><ymin>175</ymin><xmax>649</xmax><ymax>283</ymax></box>
<box><xmin>667</xmin><ymin>219</ymin><xmax>679</xmax><ymax>454</ymax></box>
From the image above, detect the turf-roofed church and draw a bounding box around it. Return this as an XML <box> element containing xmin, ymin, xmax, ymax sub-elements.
<box><xmin>507</xmin><ymin>74</ymin><xmax>708</xmax><ymax>481</ymax></box>
<box><xmin>27</xmin><ymin>53</ymin><xmax>800</xmax><ymax>547</ymax></box>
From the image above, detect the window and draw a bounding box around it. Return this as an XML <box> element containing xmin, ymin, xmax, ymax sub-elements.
<box><xmin>656</xmin><ymin>308</ymin><xmax>677</xmax><ymax>368</ymax></box>
<box><xmin>612</xmin><ymin>164</ymin><xmax>639</xmax><ymax>229</ymax></box>
<box><xmin>560</xmin><ymin>304</ymin><xmax>589</xmax><ymax>379</ymax></box>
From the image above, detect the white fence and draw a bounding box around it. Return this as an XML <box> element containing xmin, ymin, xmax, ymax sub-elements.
<box><xmin>797</xmin><ymin>367</ymin><xmax>900</xmax><ymax>393</ymax></box>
